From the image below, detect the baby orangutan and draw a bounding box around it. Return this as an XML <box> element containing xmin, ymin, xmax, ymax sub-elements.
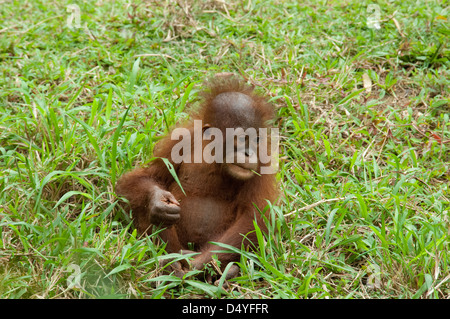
<box><xmin>116</xmin><ymin>77</ymin><xmax>278</xmax><ymax>281</ymax></box>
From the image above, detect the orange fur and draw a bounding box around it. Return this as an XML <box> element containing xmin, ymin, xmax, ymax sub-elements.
<box><xmin>116</xmin><ymin>77</ymin><xmax>278</xmax><ymax>271</ymax></box>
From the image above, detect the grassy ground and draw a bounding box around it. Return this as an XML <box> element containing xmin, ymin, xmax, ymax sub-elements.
<box><xmin>0</xmin><ymin>0</ymin><xmax>448</xmax><ymax>299</ymax></box>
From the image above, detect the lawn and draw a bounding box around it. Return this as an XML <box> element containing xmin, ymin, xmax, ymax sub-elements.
<box><xmin>0</xmin><ymin>0</ymin><xmax>448</xmax><ymax>299</ymax></box>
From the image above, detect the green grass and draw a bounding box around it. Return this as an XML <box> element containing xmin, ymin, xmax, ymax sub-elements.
<box><xmin>0</xmin><ymin>0</ymin><xmax>449</xmax><ymax>299</ymax></box>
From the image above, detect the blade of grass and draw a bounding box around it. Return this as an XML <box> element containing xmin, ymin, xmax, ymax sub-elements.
<box><xmin>110</xmin><ymin>105</ymin><xmax>132</xmax><ymax>186</ymax></box>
